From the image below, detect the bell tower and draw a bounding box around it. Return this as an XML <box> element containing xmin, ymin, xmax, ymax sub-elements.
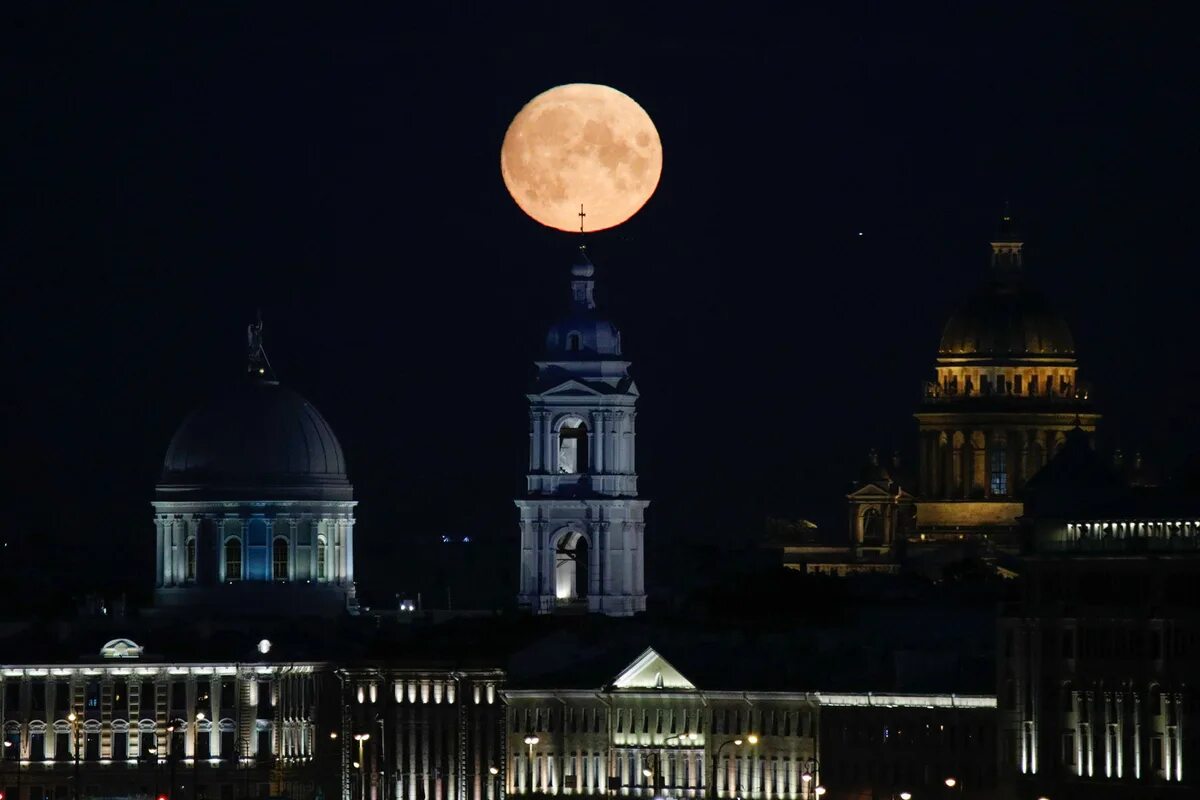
<box><xmin>515</xmin><ymin>250</ymin><xmax>648</xmax><ymax>616</ymax></box>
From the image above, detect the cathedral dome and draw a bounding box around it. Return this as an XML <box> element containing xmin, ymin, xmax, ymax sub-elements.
<box><xmin>158</xmin><ymin>378</ymin><xmax>351</xmax><ymax>499</ymax></box>
<box><xmin>938</xmin><ymin>282</ymin><xmax>1075</xmax><ymax>359</ymax></box>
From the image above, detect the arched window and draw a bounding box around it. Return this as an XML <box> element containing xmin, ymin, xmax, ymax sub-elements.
<box><xmin>554</xmin><ymin>531</ymin><xmax>589</xmax><ymax>602</ymax></box>
<box><xmin>862</xmin><ymin>508</ymin><xmax>883</xmax><ymax>545</ymax></box>
<box><xmin>185</xmin><ymin>537</ymin><xmax>197</xmax><ymax>582</ymax></box>
<box><xmin>566</xmin><ymin>332</ymin><xmax>581</xmax><ymax>352</ymax></box>
<box><xmin>316</xmin><ymin>535</ymin><xmax>328</xmax><ymax>581</ymax></box>
<box><xmin>224</xmin><ymin>539</ymin><xmax>242</xmax><ymax>583</ymax></box>
<box><xmin>557</xmin><ymin>418</ymin><xmax>589</xmax><ymax>474</ymax></box>
<box><xmin>990</xmin><ymin>449</ymin><xmax>1008</xmax><ymax>496</ymax></box>
<box><xmin>272</xmin><ymin>538</ymin><xmax>289</xmax><ymax>581</ymax></box>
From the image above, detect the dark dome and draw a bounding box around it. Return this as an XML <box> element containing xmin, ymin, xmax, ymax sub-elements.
<box><xmin>159</xmin><ymin>379</ymin><xmax>350</xmax><ymax>498</ymax></box>
<box><xmin>545</xmin><ymin>312</ymin><xmax>622</xmax><ymax>358</ymax></box>
<box><xmin>939</xmin><ymin>282</ymin><xmax>1075</xmax><ymax>359</ymax></box>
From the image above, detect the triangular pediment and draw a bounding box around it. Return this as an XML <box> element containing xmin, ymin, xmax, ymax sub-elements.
<box><xmin>847</xmin><ymin>482</ymin><xmax>913</xmax><ymax>501</ymax></box>
<box><xmin>537</xmin><ymin>379</ymin><xmax>607</xmax><ymax>398</ymax></box>
<box><xmin>610</xmin><ymin>647</ymin><xmax>695</xmax><ymax>690</ymax></box>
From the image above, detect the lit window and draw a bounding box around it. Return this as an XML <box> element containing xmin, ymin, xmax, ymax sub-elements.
<box><xmin>224</xmin><ymin>538</ymin><xmax>242</xmax><ymax>582</ymax></box>
<box><xmin>316</xmin><ymin>535</ymin><xmax>328</xmax><ymax>581</ymax></box>
<box><xmin>185</xmin><ymin>537</ymin><xmax>197</xmax><ymax>582</ymax></box>
<box><xmin>272</xmin><ymin>538</ymin><xmax>289</xmax><ymax>581</ymax></box>
<box><xmin>990</xmin><ymin>449</ymin><xmax>1008</xmax><ymax>496</ymax></box>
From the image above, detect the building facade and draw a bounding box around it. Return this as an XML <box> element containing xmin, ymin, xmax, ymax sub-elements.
<box><xmin>1000</xmin><ymin>430</ymin><xmax>1199</xmax><ymax>798</ymax></box>
<box><xmin>516</xmin><ymin>252</ymin><xmax>648</xmax><ymax>617</ymax></box>
<box><xmin>338</xmin><ymin>669</ymin><xmax>506</xmax><ymax>800</ymax></box>
<box><xmin>0</xmin><ymin>647</ymin><xmax>339</xmax><ymax>800</ymax></box>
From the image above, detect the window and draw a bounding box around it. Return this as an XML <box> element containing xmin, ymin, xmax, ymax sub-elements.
<box><xmin>224</xmin><ymin>539</ymin><xmax>242</xmax><ymax>582</ymax></box>
<box><xmin>185</xmin><ymin>537</ymin><xmax>197</xmax><ymax>582</ymax></box>
<box><xmin>557</xmin><ymin>419</ymin><xmax>589</xmax><ymax>474</ymax></box>
<box><xmin>316</xmin><ymin>535</ymin><xmax>328</xmax><ymax>581</ymax></box>
<box><xmin>272</xmin><ymin>538</ymin><xmax>289</xmax><ymax>581</ymax></box>
<box><xmin>990</xmin><ymin>448</ymin><xmax>1008</xmax><ymax>496</ymax></box>
<box><xmin>567</xmin><ymin>332</ymin><xmax>581</xmax><ymax>352</ymax></box>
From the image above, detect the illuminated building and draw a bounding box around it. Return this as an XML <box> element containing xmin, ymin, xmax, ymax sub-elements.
<box><xmin>0</xmin><ymin>325</ymin><xmax>507</xmax><ymax>800</ymax></box>
<box><xmin>1000</xmin><ymin>428</ymin><xmax>1199</xmax><ymax>797</ymax></box>
<box><xmin>503</xmin><ymin>648</ymin><xmax>996</xmax><ymax>800</ymax></box>
<box><xmin>913</xmin><ymin>212</ymin><xmax>1098</xmax><ymax>552</ymax></box>
<box><xmin>516</xmin><ymin>251</ymin><xmax>648</xmax><ymax>616</ymax></box>
<box><xmin>153</xmin><ymin>330</ymin><xmax>358</xmax><ymax>615</ymax></box>
<box><xmin>337</xmin><ymin>669</ymin><xmax>506</xmax><ymax>800</ymax></box>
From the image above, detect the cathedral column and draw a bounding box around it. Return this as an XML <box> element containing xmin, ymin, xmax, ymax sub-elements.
<box><xmin>344</xmin><ymin>519</ymin><xmax>355</xmax><ymax>583</ymax></box>
<box><xmin>530</xmin><ymin>416</ymin><xmax>542</xmax><ymax>473</ymax></box>
<box><xmin>156</xmin><ymin>519</ymin><xmax>166</xmax><ymax>586</ymax></box>
<box><xmin>542</xmin><ymin>413</ymin><xmax>554</xmax><ymax>474</ymax></box>
<box><xmin>588</xmin><ymin>524</ymin><xmax>602</xmax><ymax>599</ymax></box>
<box><xmin>593</xmin><ymin>412</ymin><xmax>605</xmax><ymax>474</ymax></box>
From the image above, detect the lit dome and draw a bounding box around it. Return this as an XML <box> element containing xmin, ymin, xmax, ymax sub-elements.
<box><xmin>158</xmin><ymin>378</ymin><xmax>351</xmax><ymax>500</ymax></box>
<box><xmin>939</xmin><ymin>282</ymin><xmax>1075</xmax><ymax>360</ymax></box>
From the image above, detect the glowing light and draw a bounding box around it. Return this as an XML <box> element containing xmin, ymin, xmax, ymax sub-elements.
<box><xmin>500</xmin><ymin>83</ymin><xmax>662</xmax><ymax>233</ymax></box>
<box><xmin>944</xmin><ymin>778</ymin><xmax>957</xmax><ymax>788</ymax></box>
<box><xmin>900</xmin><ymin>794</ymin><xmax>912</xmax><ymax>800</ymax></box>
<box><xmin>330</xmin><ymin>732</ymin><xmax>338</xmax><ymax>740</ymax></box>
<box><xmin>257</xmin><ymin>639</ymin><xmax>271</xmax><ymax>655</ymax></box>
<box><xmin>747</xmin><ymin>734</ymin><xmax>759</xmax><ymax>745</ymax></box>
<box><xmin>814</xmin><ymin>789</ymin><xmax>826</xmax><ymax>797</ymax></box>
<box><xmin>489</xmin><ymin>767</ymin><xmax>500</xmax><ymax>776</ymax></box>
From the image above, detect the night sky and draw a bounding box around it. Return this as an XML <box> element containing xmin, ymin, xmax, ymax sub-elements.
<box><xmin>4</xmin><ymin>5</ymin><xmax>1197</xmax><ymax>608</ymax></box>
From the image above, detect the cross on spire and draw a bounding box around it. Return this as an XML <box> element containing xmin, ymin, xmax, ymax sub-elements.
<box><xmin>578</xmin><ymin>203</ymin><xmax>586</xmax><ymax>234</ymax></box>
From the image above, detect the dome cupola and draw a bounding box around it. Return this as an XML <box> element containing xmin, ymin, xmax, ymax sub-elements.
<box><xmin>937</xmin><ymin>210</ymin><xmax>1075</xmax><ymax>362</ymax></box>
<box><xmin>543</xmin><ymin>248</ymin><xmax>623</xmax><ymax>359</ymax></box>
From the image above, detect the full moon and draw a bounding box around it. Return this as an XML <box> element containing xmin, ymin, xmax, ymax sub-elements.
<box><xmin>501</xmin><ymin>83</ymin><xmax>662</xmax><ymax>232</ymax></box>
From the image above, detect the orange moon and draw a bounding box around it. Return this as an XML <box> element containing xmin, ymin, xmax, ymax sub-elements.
<box><xmin>501</xmin><ymin>83</ymin><xmax>662</xmax><ymax>232</ymax></box>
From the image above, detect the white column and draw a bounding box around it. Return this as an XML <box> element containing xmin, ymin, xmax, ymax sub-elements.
<box><xmin>155</xmin><ymin>520</ymin><xmax>165</xmax><ymax>586</ymax></box>
<box><xmin>344</xmin><ymin>519</ymin><xmax>355</xmax><ymax>583</ymax></box>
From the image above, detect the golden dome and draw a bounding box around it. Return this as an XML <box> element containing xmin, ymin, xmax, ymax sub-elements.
<box><xmin>939</xmin><ymin>282</ymin><xmax>1075</xmax><ymax>360</ymax></box>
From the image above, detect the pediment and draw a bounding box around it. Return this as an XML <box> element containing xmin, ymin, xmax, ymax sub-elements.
<box><xmin>847</xmin><ymin>483</ymin><xmax>913</xmax><ymax>501</ymax></box>
<box><xmin>537</xmin><ymin>379</ymin><xmax>607</xmax><ymax>398</ymax></box>
<box><xmin>100</xmin><ymin>638</ymin><xmax>144</xmax><ymax>659</ymax></box>
<box><xmin>611</xmin><ymin>647</ymin><xmax>695</xmax><ymax>690</ymax></box>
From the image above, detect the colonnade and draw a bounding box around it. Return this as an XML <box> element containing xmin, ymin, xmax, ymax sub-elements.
<box><xmin>918</xmin><ymin>428</ymin><xmax>1072</xmax><ymax>499</ymax></box>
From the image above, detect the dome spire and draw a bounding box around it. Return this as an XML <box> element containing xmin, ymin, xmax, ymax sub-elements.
<box><xmin>990</xmin><ymin>202</ymin><xmax>1024</xmax><ymax>281</ymax></box>
<box><xmin>246</xmin><ymin>311</ymin><xmax>276</xmax><ymax>380</ymax></box>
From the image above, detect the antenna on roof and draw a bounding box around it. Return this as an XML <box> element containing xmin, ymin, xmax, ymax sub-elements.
<box><xmin>247</xmin><ymin>310</ymin><xmax>275</xmax><ymax>380</ymax></box>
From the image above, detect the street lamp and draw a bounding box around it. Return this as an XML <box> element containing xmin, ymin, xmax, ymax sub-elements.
<box><xmin>4</xmin><ymin>739</ymin><xmax>21</xmax><ymax>800</ymax></box>
<box><xmin>800</xmin><ymin>757</ymin><xmax>820</xmax><ymax>791</ymax></box>
<box><xmin>194</xmin><ymin>712</ymin><xmax>206</xmax><ymax>800</ymax></box>
<box><xmin>68</xmin><ymin>712</ymin><xmax>80</xmax><ymax>800</ymax></box>
<box><xmin>354</xmin><ymin>734</ymin><xmax>371</xmax><ymax>800</ymax></box>
<box><xmin>899</xmin><ymin>793</ymin><xmax>912</xmax><ymax>800</ymax></box>
<box><xmin>523</xmin><ymin>735</ymin><xmax>541</xmax><ymax>794</ymax></box>
<box><xmin>167</xmin><ymin>725</ymin><xmax>177</xmax><ymax>800</ymax></box>
<box><xmin>709</xmin><ymin>735</ymin><xmax>758</xmax><ymax>800</ymax></box>
<box><xmin>522</xmin><ymin>735</ymin><xmax>539</xmax><ymax>794</ymax></box>
<box><xmin>813</xmin><ymin>788</ymin><xmax>826</xmax><ymax>798</ymax></box>
<box><xmin>487</xmin><ymin>766</ymin><xmax>500</xmax><ymax>800</ymax></box>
